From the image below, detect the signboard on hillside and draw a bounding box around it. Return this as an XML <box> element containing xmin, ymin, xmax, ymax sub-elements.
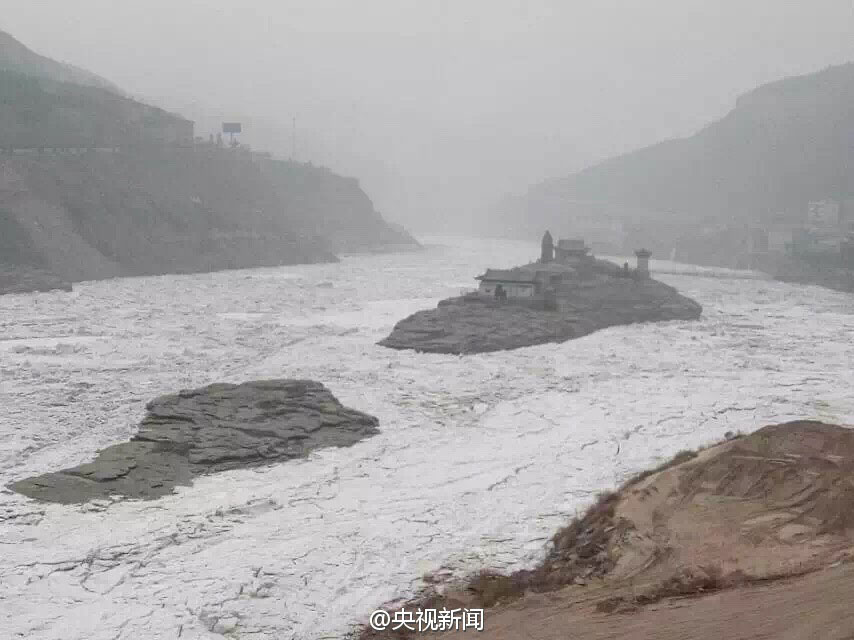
<box><xmin>222</xmin><ymin>122</ymin><xmax>242</xmax><ymax>134</ymax></box>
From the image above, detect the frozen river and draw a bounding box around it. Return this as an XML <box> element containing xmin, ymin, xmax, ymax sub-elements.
<box><xmin>2</xmin><ymin>236</ymin><xmax>854</xmax><ymax>639</ymax></box>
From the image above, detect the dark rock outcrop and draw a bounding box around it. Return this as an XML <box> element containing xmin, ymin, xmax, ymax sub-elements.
<box><xmin>0</xmin><ymin>264</ymin><xmax>71</xmax><ymax>294</ymax></box>
<box><xmin>379</xmin><ymin>276</ymin><xmax>702</xmax><ymax>354</ymax></box>
<box><xmin>10</xmin><ymin>380</ymin><xmax>379</xmax><ymax>503</ymax></box>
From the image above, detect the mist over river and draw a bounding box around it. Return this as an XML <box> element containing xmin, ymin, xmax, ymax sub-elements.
<box><xmin>2</xmin><ymin>236</ymin><xmax>854</xmax><ymax>640</ymax></box>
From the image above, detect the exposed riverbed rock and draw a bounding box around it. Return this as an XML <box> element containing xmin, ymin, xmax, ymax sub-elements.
<box><xmin>10</xmin><ymin>379</ymin><xmax>379</xmax><ymax>503</ymax></box>
<box><xmin>379</xmin><ymin>276</ymin><xmax>702</xmax><ymax>354</ymax></box>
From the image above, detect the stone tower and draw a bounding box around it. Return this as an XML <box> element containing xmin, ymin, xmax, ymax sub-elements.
<box><xmin>635</xmin><ymin>248</ymin><xmax>652</xmax><ymax>279</ymax></box>
<box><xmin>541</xmin><ymin>231</ymin><xmax>554</xmax><ymax>263</ymax></box>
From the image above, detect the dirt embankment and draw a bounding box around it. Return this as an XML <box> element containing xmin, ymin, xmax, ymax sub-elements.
<box><xmin>359</xmin><ymin>420</ymin><xmax>854</xmax><ymax>639</ymax></box>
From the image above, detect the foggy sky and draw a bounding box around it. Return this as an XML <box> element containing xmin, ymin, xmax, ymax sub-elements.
<box><xmin>4</xmin><ymin>1</ymin><xmax>854</xmax><ymax>230</ymax></box>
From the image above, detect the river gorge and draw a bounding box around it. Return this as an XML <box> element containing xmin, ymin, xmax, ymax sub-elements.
<box><xmin>2</xmin><ymin>236</ymin><xmax>854</xmax><ymax>639</ymax></box>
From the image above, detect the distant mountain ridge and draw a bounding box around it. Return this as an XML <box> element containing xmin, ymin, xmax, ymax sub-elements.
<box><xmin>493</xmin><ymin>62</ymin><xmax>854</xmax><ymax>238</ymax></box>
<box><xmin>0</xmin><ymin>28</ymin><xmax>194</xmax><ymax>149</ymax></box>
<box><xmin>0</xmin><ymin>29</ymin><xmax>122</xmax><ymax>93</ymax></box>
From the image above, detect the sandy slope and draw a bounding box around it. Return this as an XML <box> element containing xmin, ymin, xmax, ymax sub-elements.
<box><xmin>419</xmin><ymin>421</ymin><xmax>854</xmax><ymax>639</ymax></box>
<box><xmin>437</xmin><ymin>562</ymin><xmax>854</xmax><ymax>640</ymax></box>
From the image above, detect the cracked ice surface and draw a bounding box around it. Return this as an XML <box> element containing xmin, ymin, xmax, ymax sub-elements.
<box><xmin>2</xmin><ymin>236</ymin><xmax>854</xmax><ymax>639</ymax></box>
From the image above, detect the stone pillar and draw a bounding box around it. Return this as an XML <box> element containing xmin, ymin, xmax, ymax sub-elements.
<box><xmin>541</xmin><ymin>231</ymin><xmax>554</xmax><ymax>263</ymax></box>
<box><xmin>635</xmin><ymin>249</ymin><xmax>652</xmax><ymax>279</ymax></box>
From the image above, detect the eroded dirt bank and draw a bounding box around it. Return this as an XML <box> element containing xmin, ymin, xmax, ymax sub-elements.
<box><xmin>361</xmin><ymin>420</ymin><xmax>854</xmax><ymax>639</ymax></box>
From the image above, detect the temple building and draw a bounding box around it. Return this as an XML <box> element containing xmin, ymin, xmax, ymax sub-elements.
<box><xmin>469</xmin><ymin>231</ymin><xmax>660</xmax><ymax>312</ymax></box>
<box><xmin>475</xmin><ymin>269</ymin><xmax>538</xmax><ymax>298</ymax></box>
<box><xmin>555</xmin><ymin>238</ymin><xmax>591</xmax><ymax>264</ymax></box>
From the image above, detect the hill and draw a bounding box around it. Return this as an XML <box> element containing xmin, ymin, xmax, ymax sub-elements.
<box><xmin>0</xmin><ymin>68</ymin><xmax>194</xmax><ymax>149</ymax></box>
<box><xmin>0</xmin><ymin>29</ymin><xmax>121</xmax><ymax>92</ymax></box>
<box><xmin>490</xmin><ymin>63</ymin><xmax>854</xmax><ymax>245</ymax></box>
<box><xmin>0</xmin><ymin>147</ymin><xmax>417</xmax><ymax>285</ymax></box>
<box><xmin>0</xmin><ymin>30</ymin><xmax>417</xmax><ymax>292</ymax></box>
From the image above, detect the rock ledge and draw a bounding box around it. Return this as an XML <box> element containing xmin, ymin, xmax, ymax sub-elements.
<box><xmin>11</xmin><ymin>379</ymin><xmax>379</xmax><ymax>503</ymax></box>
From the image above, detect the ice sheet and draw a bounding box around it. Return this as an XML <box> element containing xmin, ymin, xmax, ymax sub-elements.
<box><xmin>1</xmin><ymin>237</ymin><xmax>853</xmax><ymax>639</ymax></box>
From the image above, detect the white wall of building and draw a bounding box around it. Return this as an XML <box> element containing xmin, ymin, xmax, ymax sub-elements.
<box><xmin>478</xmin><ymin>282</ymin><xmax>535</xmax><ymax>297</ymax></box>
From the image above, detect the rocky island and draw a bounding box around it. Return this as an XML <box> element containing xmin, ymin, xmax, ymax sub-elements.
<box><xmin>380</xmin><ymin>234</ymin><xmax>702</xmax><ymax>354</ymax></box>
<box><xmin>10</xmin><ymin>379</ymin><xmax>379</xmax><ymax>503</ymax></box>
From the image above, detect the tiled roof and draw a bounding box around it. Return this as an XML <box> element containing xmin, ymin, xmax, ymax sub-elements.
<box><xmin>557</xmin><ymin>238</ymin><xmax>588</xmax><ymax>250</ymax></box>
<box><xmin>476</xmin><ymin>269</ymin><xmax>538</xmax><ymax>283</ymax></box>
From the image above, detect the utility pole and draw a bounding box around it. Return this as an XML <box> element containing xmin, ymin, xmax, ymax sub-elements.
<box><xmin>291</xmin><ymin>116</ymin><xmax>296</xmax><ymax>161</ymax></box>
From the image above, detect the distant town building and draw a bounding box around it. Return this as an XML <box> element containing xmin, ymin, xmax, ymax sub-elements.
<box><xmin>841</xmin><ymin>200</ymin><xmax>854</xmax><ymax>236</ymax></box>
<box><xmin>767</xmin><ymin>228</ymin><xmax>795</xmax><ymax>253</ymax></box>
<box><xmin>747</xmin><ymin>227</ymin><xmax>769</xmax><ymax>253</ymax></box>
<box><xmin>807</xmin><ymin>200</ymin><xmax>841</xmax><ymax>230</ymax></box>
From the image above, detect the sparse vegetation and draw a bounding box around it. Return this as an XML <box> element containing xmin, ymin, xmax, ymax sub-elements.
<box><xmin>357</xmin><ymin>433</ymin><xmax>766</xmax><ymax>639</ymax></box>
<box><xmin>357</xmin><ymin>491</ymin><xmax>627</xmax><ymax>639</ymax></box>
<box><xmin>624</xmin><ymin>448</ymin><xmax>699</xmax><ymax>488</ymax></box>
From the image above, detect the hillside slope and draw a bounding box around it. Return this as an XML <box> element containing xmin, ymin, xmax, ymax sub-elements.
<box><xmin>0</xmin><ymin>148</ymin><xmax>417</xmax><ymax>284</ymax></box>
<box><xmin>0</xmin><ymin>68</ymin><xmax>193</xmax><ymax>149</ymax></box>
<box><xmin>0</xmin><ymin>30</ymin><xmax>417</xmax><ymax>291</ymax></box>
<box><xmin>0</xmin><ymin>29</ymin><xmax>121</xmax><ymax>92</ymax></box>
<box><xmin>493</xmin><ymin>63</ymin><xmax>854</xmax><ymax>237</ymax></box>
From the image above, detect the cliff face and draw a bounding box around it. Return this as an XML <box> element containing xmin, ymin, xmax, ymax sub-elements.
<box><xmin>0</xmin><ymin>147</ymin><xmax>417</xmax><ymax>287</ymax></box>
<box><xmin>265</xmin><ymin>161</ymin><xmax>419</xmax><ymax>254</ymax></box>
